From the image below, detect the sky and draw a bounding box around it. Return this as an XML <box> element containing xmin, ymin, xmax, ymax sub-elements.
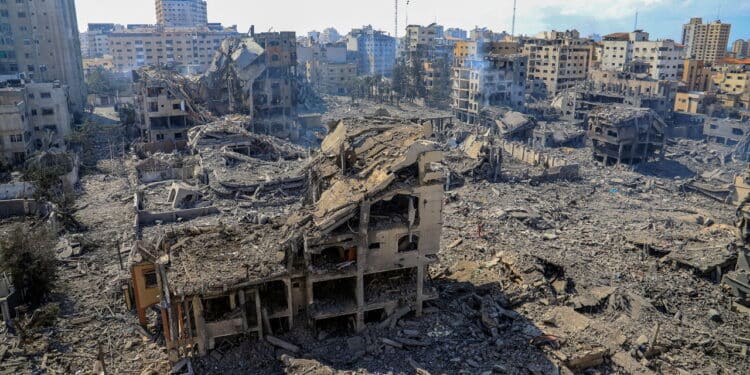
<box><xmin>75</xmin><ymin>0</ymin><xmax>750</xmax><ymax>43</ymax></box>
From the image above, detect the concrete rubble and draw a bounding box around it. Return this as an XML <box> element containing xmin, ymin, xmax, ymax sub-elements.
<box><xmin>1</xmin><ymin>96</ymin><xmax>749</xmax><ymax>375</ymax></box>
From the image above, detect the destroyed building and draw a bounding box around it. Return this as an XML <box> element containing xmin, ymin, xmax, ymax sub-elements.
<box><xmin>556</xmin><ymin>68</ymin><xmax>679</xmax><ymax>123</ymax></box>
<box><xmin>451</xmin><ymin>53</ymin><xmax>527</xmax><ymax>124</ymax></box>
<box><xmin>126</xmin><ymin>118</ymin><xmax>445</xmax><ymax>357</ymax></box>
<box><xmin>588</xmin><ymin>105</ymin><xmax>666</xmax><ymax>165</ymax></box>
<box><xmin>132</xmin><ymin>31</ymin><xmax>317</xmax><ymax>151</ymax></box>
<box><xmin>132</xmin><ymin>69</ymin><xmax>209</xmax><ymax>151</ymax></box>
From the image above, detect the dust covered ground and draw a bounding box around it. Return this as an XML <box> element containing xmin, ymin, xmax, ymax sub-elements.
<box><xmin>1</xmin><ymin>99</ymin><xmax>748</xmax><ymax>374</ymax></box>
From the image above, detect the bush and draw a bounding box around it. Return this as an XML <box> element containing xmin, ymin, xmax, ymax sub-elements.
<box><xmin>0</xmin><ymin>224</ymin><xmax>58</xmax><ymax>306</ymax></box>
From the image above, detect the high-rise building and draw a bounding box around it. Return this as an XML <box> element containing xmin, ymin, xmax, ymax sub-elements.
<box><xmin>682</xmin><ymin>18</ymin><xmax>731</xmax><ymax>63</ymax></box>
<box><xmin>156</xmin><ymin>0</ymin><xmax>208</xmax><ymax>28</ymax></box>
<box><xmin>732</xmin><ymin>39</ymin><xmax>749</xmax><ymax>58</ymax></box>
<box><xmin>0</xmin><ymin>0</ymin><xmax>85</xmax><ymax>111</ymax></box>
<box><xmin>600</xmin><ymin>31</ymin><xmax>685</xmax><ymax>81</ymax></box>
<box><xmin>345</xmin><ymin>26</ymin><xmax>396</xmax><ymax>77</ymax></box>
<box><xmin>522</xmin><ymin>30</ymin><xmax>595</xmax><ymax>97</ymax></box>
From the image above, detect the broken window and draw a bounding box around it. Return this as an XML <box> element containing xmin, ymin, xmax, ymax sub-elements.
<box><xmin>311</xmin><ymin>246</ymin><xmax>356</xmax><ymax>272</ymax></box>
<box><xmin>370</xmin><ymin>195</ymin><xmax>419</xmax><ymax>228</ymax></box>
<box><xmin>144</xmin><ymin>270</ymin><xmax>158</xmax><ymax>289</ymax></box>
<box><xmin>260</xmin><ymin>280</ymin><xmax>288</xmax><ymax>315</ymax></box>
<box><xmin>398</xmin><ymin>235</ymin><xmax>420</xmax><ymax>252</ymax></box>
<box><xmin>203</xmin><ymin>296</ymin><xmax>232</xmax><ymax>322</ymax></box>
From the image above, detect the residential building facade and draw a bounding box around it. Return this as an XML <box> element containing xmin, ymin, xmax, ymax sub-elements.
<box><xmin>0</xmin><ymin>88</ymin><xmax>31</xmax><ymax>165</ymax></box>
<box><xmin>682</xmin><ymin>18</ymin><xmax>731</xmax><ymax>63</ymax></box>
<box><xmin>0</xmin><ymin>0</ymin><xmax>85</xmax><ymax>111</ymax></box>
<box><xmin>108</xmin><ymin>26</ymin><xmax>240</xmax><ymax>73</ymax></box>
<box><xmin>155</xmin><ymin>0</ymin><xmax>208</xmax><ymax>28</ymax></box>
<box><xmin>682</xmin><ymin>59</ymin><xmax>713</xmax><ymax>92</ymax></box>
<box><xmin>345</xmin><ymin>26</ymin><xmax>396</xmax><ymax>77</ymax></box>
<box><xmin>733</xmin><ymin>39</ymin><xmax>749</xmax><ymax>58</ymax></box>
<box><xmin>0</xmin><ymin>80</ymin><xmax>72</xmax><ymax>164</ymax></box>
<box><xmin>452</xmin><ymin>53</ymin><xmax>527</xmax><ymax>123</ymax></box>
<box><xmin>600</xmin><ymin>31</ymin><xmax>685</xmax><ymax>81</ymax></box>
<box><xmin>522</xmin><ymin>30</ymin><xmax>594</xmax><ymax>97</ymax></box>
<box><xmin>80</xmin><ymin>24</ymin><xmax>119</xmax><ymax>59</ymax></box>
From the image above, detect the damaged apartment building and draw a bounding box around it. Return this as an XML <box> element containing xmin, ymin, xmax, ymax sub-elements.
<box><xmin>555</xmin><ymin>64</ymin><xmax>680</xmax><ymax>123</ymax></box>
<box><xmin>451</xmin><ymin>50</ymin><xmax>527</xmax><ymax>124</ymax></box>
<box><xmin>133</xmin><ymin>31</ymin><xmax>303</xmax><ymax>151</ymax></box>
<box><xmin>125</xmin><ymin>117</ymin><xmax>445</xmax><ymax>357</ymax></box>
<box><xmin>588</xmin><ymin>105</ymin><xmax>666</xmax><ymax>165</ymax></box>
<box><xmin>132</xmin><ymin>69</ymin><xmax>207</xmax><ymax>151</ymax></box>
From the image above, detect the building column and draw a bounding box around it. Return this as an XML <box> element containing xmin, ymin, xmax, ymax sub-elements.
<box><xmin>416</xmin><ymin>264</ymin><xmax>424</xmax><ymax>317</ymax></box>
<box><xmin>355</xmin><ymin>202</ymin><xmax>370</xmax><ymax>332</ymax></box>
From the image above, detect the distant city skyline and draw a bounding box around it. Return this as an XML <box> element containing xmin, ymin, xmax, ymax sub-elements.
<box><xmin>76</xmin><ymin>0</ymin><xmax>749</xmax><ymax>44</ymax></box>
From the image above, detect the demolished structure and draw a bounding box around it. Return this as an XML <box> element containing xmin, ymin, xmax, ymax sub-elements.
<box><xmin>132</xmin><ymin>69</ymin><xmax>211</xmax><ymax>151</ymax></box>
<box><xmin>555</xmin><ymin>68</ymin><xmax>680</xmax><ymax>123</ymax></box>
<box><xmin>133</xmin><ymin>31</ymin><xmax>309</xmax><ymax>152</ymax></box>
<box><xmin>126</xmin><ymin>117</ymin><xmax>445</xmax><ymax>357</ymax></box>
<box><xmin>588</xmin><ymin>105</ymin><xmax>666</xmax><ymax>165</ymax></box>
<box><xmin>451</xmin><ymin>53</ymin><xmax>527</xmax><ymax>124</ymax></box>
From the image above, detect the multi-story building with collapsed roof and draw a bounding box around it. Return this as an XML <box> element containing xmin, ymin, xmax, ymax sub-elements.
<box><xmin>125</xmin><ymin>117</ymin><xmax>445</xmax><ymax>357</ymax></box>
<box><xmin>556</xmin><ymin>66</ymin><xmax>679</xmax><ymax>124</ymax></box>
<box><xmin>587</xmin><ymin>105</ymin><xmax>666</xmax><ymax>165</ymax></box>
<box><xmin>132</xmin><ymin>69</ymin><xmax>208</xmax><ymax>151</ymax></box>
<box><xmin>132</xmin><ymin>31</ymin><xmax>309</xmax><ymax>152</ymax></box>
<box><xmin>451</xmin><ymin>53</ymin><xmax>527</xmax><ymax>124</ymax></box>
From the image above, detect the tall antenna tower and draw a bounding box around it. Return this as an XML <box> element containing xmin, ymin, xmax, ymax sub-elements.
<box><xmin>395</xmin><ymin>0</ymin><xmax>398</xmax><ymax>38</ymax></box>
<box><xmin>511</xmin><ymin>0</ymin><xmax>517</xmax><ymax>39</ymax></box>
<box><xmin>634</xmin><ymin>11</ymin><xmax>639</xmax><ymax>30</ymax></box>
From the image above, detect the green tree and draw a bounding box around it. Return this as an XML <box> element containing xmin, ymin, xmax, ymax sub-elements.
<box><xmin>0</xmin><ymin>224</ymin><xmax>58</xmax><ymax>307</ymax></box>
<box><xmin>409</xmin><ymin>60</ymin><xmax>427</xmax><ymax>100</ymax></box>
<box><xmin>86</xmin><ymin>67</ymin><xmax>113</xmax><ymax>96</ymax></box>
<box><xmin>391</xmin><ymin>61</ymin><xmax>408</xmax><ymax>98</ymax></box>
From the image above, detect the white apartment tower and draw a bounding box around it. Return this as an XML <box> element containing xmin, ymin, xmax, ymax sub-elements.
<box><xmin>682</xmin><ymin>18</ymin><xmax>731</xmax><ymax>63</ymax></box>
<box><xmin>601</xmin><ymin>31</ymin><xmax>685</xmax><ymax>81</ymax></box>
<box><xmin>155</xmin><ymin>0</ymin><xmax>208</xmax><ymax>28</ymax></box>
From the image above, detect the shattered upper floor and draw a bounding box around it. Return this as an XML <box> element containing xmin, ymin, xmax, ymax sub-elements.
<box><xmin>131</xmin><ymin>116</ymin><xmax>446</xmax><ymax>297</ymax></box>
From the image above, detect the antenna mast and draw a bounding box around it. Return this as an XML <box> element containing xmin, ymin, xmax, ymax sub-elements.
<box><xmin>511</xmin><ymin>0</ymin><xmax>517</xmax><ymax>40</ymax></box>
<box><xmin>634</xmin><ymin>11</ymin><xmax>638</xmax><ymax>30</ymax></box>
<box><xmin>395</xmin><ymin>0</ymin><xmax>398</xmax><ymax>38</ymax></box>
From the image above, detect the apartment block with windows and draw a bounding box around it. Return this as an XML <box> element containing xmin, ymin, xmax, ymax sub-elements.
<box><xmin>156</xmin><ymin>0</ymin><xmax>208</xmax><ymax>28</ymax></box>
<box><xmin>522</xmin><ymin>30</ymin><xmax>594</xmax><ymax>97</ymax></box>
<box><xmin>600</xmin><ymin>31</ymin><xmax>685</xmax><ymax>81</ymax></box>
<box><xmin>0</xmin><ymin>0</ymin><xmax>85</xmax><ymax>112</ymax></box>
<box><xmin>0</xmin><ymin>80</ymin><xmax>71</xmax><ymax>165</ymax></box>
<box><xmin>108</xmin><ymin>26</ymin><xmax>239</xmax><ymax>73</ymax></box>
<box><xmin>682</xmin><ymin>18</ymin><xmax>731</xmax><ymax>63</ymax></box>
<box><xmin>133</xmin><ymin>74</ymin><xmax>193</xmax><ymax>147</ymax></box>
<box><xmin>0</xmin><ymin>87</ymin><xmax>31</xmax><ymax>165</ymax></box>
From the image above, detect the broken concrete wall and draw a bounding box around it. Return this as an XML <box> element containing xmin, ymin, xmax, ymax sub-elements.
<box><xmin>0</xmin><ymin>199</ymin><xmax>50</xmax><ymax>219</ymax></box>
<box><xmin>0</xmin><ymin>182</ymin><xmax>35</xmax><ymax>200</ymax></box>
<box><xmin>499</xmin><ymin>140</ymin><xmax>576</xmax><ymax>170</ymax></box>
<box><xmin>136</xmin><ymin>207</ymin><xmax>220</xmax><ymax>227</ymax></box>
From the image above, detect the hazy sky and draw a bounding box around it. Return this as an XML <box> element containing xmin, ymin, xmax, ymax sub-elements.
<box><xmin>75</xmin><ymin>0</ymin><xmax>749</xmax><ymax>42</ymax></box>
